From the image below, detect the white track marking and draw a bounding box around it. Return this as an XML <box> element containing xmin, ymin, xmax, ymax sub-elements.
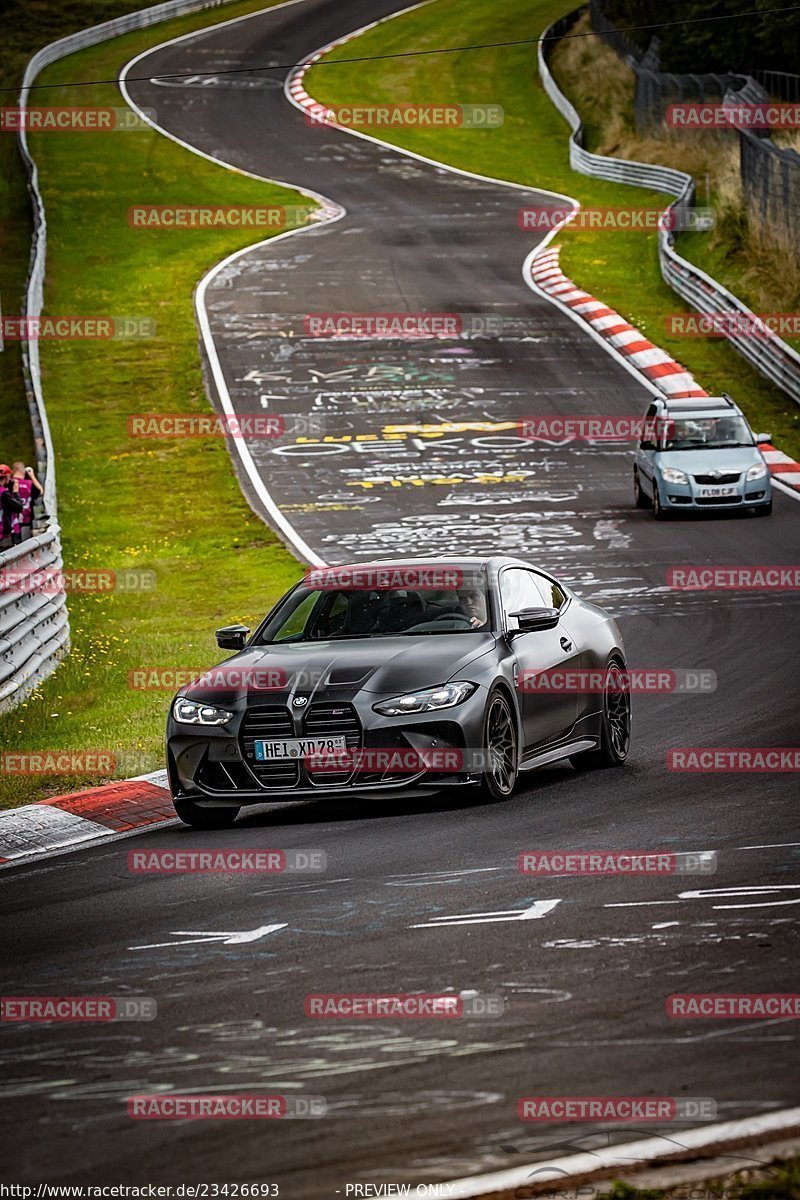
<box><xmin>283</xmin><ymin>3</ymin><xmax>576</xmax><ymax>206</ymax></box>
<box><xmin>120</xmin><ymin>0</ymin><xmax>578</xmax><ymax>568</ymax></box>
<box><xmin>288</xmin><ymin>5</ymin><xmax>800</xmax><ymax>494</ymax></box>
<box><xmin>608</xmin><ymin>884</ymin><xmax>800</xmax><ymax>911</ymax></box>
<box><xmin>442</xmin><ymin>1108</ymin><xmax>800</xmax><ymax>1199</ymax></box>
<box><xmin>130</xmin><ymin>923</ymin><xmax>286</xmax><ymax>949</ymax></box>
<box><xmin>772</xmin><ymin>478</ymin><xmax>800</xmax><ymax>502</ymax></box>
<box><xmin>411</xmin><ymin>899</ymin><xmax>562</xmax><ymax>928</ymax></box>
<box><xmin>738</xmin><ymin>842</ymin><xmax>800</xmax><ymax>850</ymax></box>
<box><xmin>119</xmin><ymin>0</ymin><xmax>339</xmax><ymax>567</ymax></box>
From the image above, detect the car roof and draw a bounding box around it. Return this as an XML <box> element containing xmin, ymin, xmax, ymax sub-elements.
<box><xmin>653</xmin><ymin>394</ymin><xmax>740</xmax><ymax>416</ymax></box>
<box><xmin>306</xmin><ymin>556</ymin><xmax>538</xmax><ymax>574</ymax></box>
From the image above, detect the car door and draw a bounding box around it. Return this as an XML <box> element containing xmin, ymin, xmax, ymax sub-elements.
<box><xmin>636</xmin><ymin>402</ymin><xmax>659</xmax><ymax>496</ymax></box>
<box><xmin>499</xmin><ymin>568</ymin><xmax>581</xmax><ymax>751</ymax></box>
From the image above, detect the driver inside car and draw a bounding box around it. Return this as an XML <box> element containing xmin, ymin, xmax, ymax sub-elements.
<box><xmin>459</xmin><ymin>588</ymin><xmax>488</xmax><ymax>628</ymax></box>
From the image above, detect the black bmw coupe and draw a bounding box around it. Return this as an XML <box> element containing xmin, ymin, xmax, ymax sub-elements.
<box><xmin>166</xmin><ymin>556</ymin><xmax>630</xmax><ymax>826</ymax></box>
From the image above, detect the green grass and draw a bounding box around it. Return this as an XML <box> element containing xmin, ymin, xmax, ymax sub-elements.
<box><xmin>595</xmin><ymin>1153</ymin><xmax>800</xmax><ymax>1199</ymax></box>
<box><xmin>0</xmin><ymin>0</ymin><xmax>206</xmax><ymax>465</ymax></box>
<box><xmin>0</xmin><ymin>0</ymin><xmax>316</xmax><ymax>808</ymax></box>
<box><xmin>306</xmin><ymin>0</ymin><xmax>800</xmax><ymax>459</ymax></box>
<box><xmin>548</xmin><ymin>9</ymin><xmax>800</xmax><ymax>356</ymax></box>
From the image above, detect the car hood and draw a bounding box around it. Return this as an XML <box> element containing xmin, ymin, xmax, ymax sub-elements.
<box><xmin>657</xmin><ymin>447</ymin><xmax>762</xmax><ymax>473</ymax></box>
<box><xmin>179</xmin><ymin>634</ymin><xmax>498</xmax><ymax>705</ymax></box>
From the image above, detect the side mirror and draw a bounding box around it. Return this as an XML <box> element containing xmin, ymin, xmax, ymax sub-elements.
<box><xmin>509</xmin><ymin>607</ymin><xmax>560</xmax><ymax>634</ymax></box>
<box><xmin>755</xmin><ymin>433</ymin><xmax>772</xmax><ymax>445</ymax></box>
<box><xmin>215</xmin><ymin>623</ymin><xmax>250</xmax><ymax>650</ymax></box>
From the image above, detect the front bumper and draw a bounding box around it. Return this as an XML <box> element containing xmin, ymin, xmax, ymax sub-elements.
<box><xmin>659</xmin><ymin>475</ymin><xmax>771</xmax><ymax>511</ymax></box>
<box><xmin>166</xmin><ymin>688</ymin><xmax>489</xmax><ymax>805</ymax></box>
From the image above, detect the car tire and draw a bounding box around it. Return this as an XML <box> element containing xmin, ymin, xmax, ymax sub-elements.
<box><xmin>173</xmin><ymin>798</ymin><xmax>240</xmax><ymax>828</ymax></box>
<box><xmin>570</xmin><ymin>660</ymin><xmax>631</xmax><ymax>771</ymax></box>
<box><xmin>477</xmin><ymin>688</ymin><xmax>518</xmax><ymax>801</ymax></box>
<box><xmin>753</xmin><ymin>499</ymin><xmax>773</xmax><ymax>517</ymax></box>
<box><xmin>652</xmin><ymin>484</ymin><xmax>668</xmax><ymax>521</ymax></box>
<box><xmin>633</xmin><ymin>467</ymin><xmax>650</xmax><ymax>509</ymax></box>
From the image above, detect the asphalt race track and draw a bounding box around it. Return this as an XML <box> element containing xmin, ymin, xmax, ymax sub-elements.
<box><xmin>2</xmin><ymin>0</ymin><xmax>799</xmax><ymax>1192</ymax></box>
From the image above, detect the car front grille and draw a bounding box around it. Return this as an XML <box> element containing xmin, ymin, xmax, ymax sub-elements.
<box><xmin>696</xmin><ymin>495</ymin><xmax>743</xmax><ymax>505</ymax></box>
<box><xmin>303</xmin><ymin>702</ymin><xmax>362</xmax><ymax>785</ymax></box>
<box><xmin>693</xmin><ymin>472</ymin><xmax>741</xmax><ymax>485</ymax></box>
<box><xmin>240</xmin><ymin>706</ymin><xmax>298</xmax><ymax>788</ymax></box>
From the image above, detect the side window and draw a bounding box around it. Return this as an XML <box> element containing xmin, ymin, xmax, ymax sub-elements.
<box><xmin>500</xmin><ymin>570</ymin><xmax>550</xmax><ymax>630</ymax></box>
<box><xmin>640</xmin><ymin>402</ymin><xmax>659</xmax><ymax>451</ymax></box>
<box><xmin>532</xmin><ymin>572</ymin><xmax>567</xmax><ymax>609</ymax></box>
<box><xmin>272</xmin><ymin>591</ymin><xmax>319</xmax><ymax>642</ymax></box>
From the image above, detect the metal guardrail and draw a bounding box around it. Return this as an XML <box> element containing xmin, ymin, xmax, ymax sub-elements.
<box><xmin>754</xmin><ymin>69</ymin><xmax>800</xmax><ymax>103</ymax></box>
<box><xmin>538</xmin><ymin>10</ymin><xmax>800</xmax><ymax>408</ymax></box>
<box><xmin>2</xmin><ymin>0</ymin><xmax>239</xmax><ymax>712</ymax></box>
<box><xmin>0</xmin><ymin>532</ymin><xmax>69</xmax><ymax>713</ymax></box>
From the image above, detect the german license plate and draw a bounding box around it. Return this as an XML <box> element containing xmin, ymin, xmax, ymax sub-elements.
<box><xmin>698</xmin><ymin>485</ymin><xmax>736</xmax><ymax>498</ymax></box>
<box><xmin>254</xmin><ymin>736</ymin><xmax>346</xmax><ymax>761</ymax></box>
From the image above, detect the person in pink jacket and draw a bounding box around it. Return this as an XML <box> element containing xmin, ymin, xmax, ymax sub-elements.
<box><xmin>11</xmin><ymin>461</ymin><xmax>44</xmax><ymax>540</ymax></box>
<box><xmin>0</xmin><ymin>465</ymin><xmax>24</xmax><ymax>548</ymax></box>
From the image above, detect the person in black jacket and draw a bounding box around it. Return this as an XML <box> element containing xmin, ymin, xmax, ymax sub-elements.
<box><xmin>0</xmin><ymin>464</ymin><xmax>24</xmax><ymax>548</ymax></box>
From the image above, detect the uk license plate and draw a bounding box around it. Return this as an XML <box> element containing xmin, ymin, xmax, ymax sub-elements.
<box><xmin>698</xmin><ymin>485</ymin><xmax>736</xmax><ymax>498</ymax></box>
<box><xmin>254</xmin><ymin>736</ymin><xmax>346</xmax><ymax>761</ymax></box>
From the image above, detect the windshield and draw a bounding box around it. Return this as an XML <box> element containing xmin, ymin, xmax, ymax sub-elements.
<box><xmin>257</xmin><ymin>577</ymin><xmax>490</xmax><ymax>643</ymax></box>
<box><xmin>663</xmin><ymin>414</ymin><xmax>754</xmax><ymax>451</ymax></box>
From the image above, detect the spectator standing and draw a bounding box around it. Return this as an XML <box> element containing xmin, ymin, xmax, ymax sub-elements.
<box><xmin>11</xmin><ymin>462</ymin><xmax>44</xmax><ymax>540</ymax></box>
<box><xmin>0</xmin><ymin>465</ymin><xmax>24</xmax><ymax>548</ymax></box>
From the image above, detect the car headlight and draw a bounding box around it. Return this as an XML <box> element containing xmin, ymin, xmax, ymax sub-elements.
<box><xmin>746</xmin><ymin>462</ymin><xmax>768</xmax><ymax>481</ymax></box>
<box><xmin>661</xmin><ymin>466</ymin><xmax>688</xmax><ymax>484</ymax></box>
<box><xmin>172</xmin><ymin>697</ymin><xmax>234</xmax><ymax>726</ymax></box>
<box><xmin>373</xmin><ymin>681</ymin><xmax>477</xmax><ymax>716</ymax></box>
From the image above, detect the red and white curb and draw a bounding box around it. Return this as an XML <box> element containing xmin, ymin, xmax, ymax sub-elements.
<box><xmin>442</xmin><ymin>1107</ymin><xmax>800</xmax><ymax>1199</ymax></box>
<box><xmin>286</xmin><ymin>25</ymin><xmax>370</xmax><ymax>121</ymax></box>
<box><xmin>293</xmin><ymin>29</ymin><xmax>800</xmax><ymax>498</ymax></box>
<box><xmin>531</xmin><ymin>246</ymin><xmax>708</xmax><ymax>399</ymax></box>
<box><xmin>760</xmin><ymin>441</ymin><xmax>800</xmax><ymax>491</ymax></box>
<box><xmin>0</xmin><ymin>771</ymin><xmax>175</xmax><ymax>867</ymax></box>
<box><xmin>530</xmin><ymin>245</ymin><xmax>800</xmax><ymax>493</ymax></box>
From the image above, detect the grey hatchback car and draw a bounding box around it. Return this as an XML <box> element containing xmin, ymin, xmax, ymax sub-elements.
<box><xmin>633</xmin><ymin>394</ymin><xmax>772</xmax><ymax>518</ymax></box>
